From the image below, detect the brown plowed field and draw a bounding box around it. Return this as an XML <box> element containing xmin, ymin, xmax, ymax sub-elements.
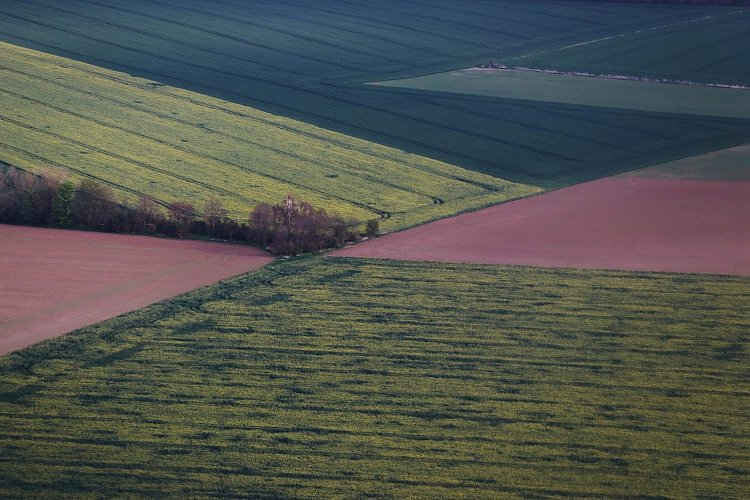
<box><xmin>0</xmin><ymin>225</ymin><xmax>273</xmax><ymax>355</ymax></box>
<box><xmin>336</xmin><ymin>173</ymin><xmax>750</xmax><ymax>276</ymax></box>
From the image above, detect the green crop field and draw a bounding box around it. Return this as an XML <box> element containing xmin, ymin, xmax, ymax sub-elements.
<box><xmin>1</xmin><ymin>0</ymin><xmax>749</xmax><ymax>184</ymax></box>
<box><xmin>514</xmin><ymin>8</ymin><xmax>750</xmax><ymax>86</ymax></box>
<box><xmin>0</xmin><ymin>42</ymin><xmax>537</xmax><ymax>231</ymax></box>
<box><xmin>372</xmin><ymin>69</ymin><xmax>750</xmax><ymax>118</ymax></box>
<box><xmin>2</xmin><ymin>2</ymin><xmax>750</xmax><ymax>497</ymax></box>
<box><xmin>1</xmin><ymin>257</ymin><xmax>748</xmax><ymax>498</ymax></box>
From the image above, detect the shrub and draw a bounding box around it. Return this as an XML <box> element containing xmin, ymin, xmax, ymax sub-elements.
<box><xmin>365</xmin><ymin>219</ymin><xmax>380</xmax><ymax>237</ymax></box>
<box><xmin>249</xmin><ymin>194</ymin><xmax>357</xmax><ymax>255</ymax></box>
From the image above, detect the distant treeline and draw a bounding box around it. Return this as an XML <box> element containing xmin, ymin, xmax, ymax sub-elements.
<box><xmin>578</xmin><ymin>0</ymin><xmax>750</xmax><ymax>5</ymax></box>
<box><xmin>0</xmin><ymin>164</ymin><xmax>372</xmax><ymax>255</ymax></box>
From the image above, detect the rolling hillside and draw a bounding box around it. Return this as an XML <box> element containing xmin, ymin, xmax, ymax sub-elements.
<box><xmin>1</xmin><ymin>0</ymin><xmax>749</xmax><ymax>184</ymax></box>
<box><xmin>0</xmin><ymin>42</ymin><xmax>536</xmax><ymax>230</ymax></box>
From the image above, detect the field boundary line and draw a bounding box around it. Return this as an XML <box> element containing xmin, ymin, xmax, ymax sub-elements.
<box><xmin>2</xmin><ymin>47</ymin><xmax>485</xmax><ymax>187</ymax></box>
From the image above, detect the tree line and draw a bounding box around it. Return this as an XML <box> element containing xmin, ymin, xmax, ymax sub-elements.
<box><xmin>0</xmin><ymin>164</ymin><xmax>378</xmax><ymax>254</ymax></box>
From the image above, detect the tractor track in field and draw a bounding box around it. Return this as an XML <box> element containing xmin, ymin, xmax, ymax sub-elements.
<box><xmin>0</xmin><ymin>28</ymin><xmax>555</xmax><ymax>181</ymax></box>
<box><xmin>250</xmin><ymin>0</ymin><xmax>500</xmax><ymax>51</ymax></box>
<box><xmin>5</xmin><ymin>54</ymin><xmax>514</xmax><ymax>192</ymax></box>
<box><xmin>1</xmin><ymin>50</ymin><xmax>489</xmax><ymax>191</ymax></box>
<box><xmin>310</xmin><ymin>0</ymin><xmax>532</xmax><ymax>41</ymax></box>
<box><xmin>0</xmin><ymin>10</ymin><xmax>363</xmax><ymax>73</ymax></box>
<box><xmin>123</xmin><ymin>0</ymin><xmax>414</xmax><ymax>68</ymax></box>
<box><xmin>0</xmin><ymin>31</ymin><xmax>548</xmax><ymax>182</ymax></box>
<box><xmin>209</xmin><ymin>0</ymin><xmax>454</xmax><ymax>58</ymax></box>
<box><xmin>0</xmin><ymin>66</ymin><xmax>441</xmax><ymax>209</ymax></box>
<box><xmin>17</xmin><ymin>0</ymin><xmax>320</xmax><ymax>80</ymax></box>
<box><xmin>0</xmin><ymin>10</ymin><xmax>580</xmax><ymax>166</ymax></box>
<box><xmin>0</xmin><ymin>141</ymin><xmax>165</xmax><ymax>206</ymax></box>
<box><xmin>0</xmin><ymin>100</ymin><xmax>390</xmax><ymax>219</ymax></box>
<box><xmin>512</xmin><ymin>8</ymin><xmax>749</xmax><ymax>64</ymax></box>
<box><xmin>0</xmin><ymin>115</ymin><xmax>260</xmax><ymax>204</ymax></box>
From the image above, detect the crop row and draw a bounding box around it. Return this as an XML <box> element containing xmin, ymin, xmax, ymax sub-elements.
<box><xmin>1</xmin><ymin>257</ymin><xmax>747</xmax><ymax>497</ymax></box>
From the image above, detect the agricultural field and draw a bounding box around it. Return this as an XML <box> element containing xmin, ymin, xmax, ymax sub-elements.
<box><xmin>1</xmin><ymin>0</ymin><xmax>749</xmax><ymax>183</ymax></box>
<box><xmin>337</xmin><ymin>144</ymin><xmax>750</xmax><ymax>276</ymax></box>
<box><xmin>0</xmin><ymin>257</ymin><xmax>748</xmax><ymax>497</ymax></box>
<box><xmin>1</xmin><ymin>1</ymin><xmax>749</xmax><ymax>497</ymax></box>
<box><xmin>0</xmin><ymin>224</ymin><xmax>273</xmax><ymax>355</ymax></box>
<box><xmin>0</xmin><ymin>42</ymin><xmax>538</xmax><ymax>232</ymax></box>
<box><xmin>372</xmin><ymin>68</ymin><xmax>750</xmax><ymax>118</ymax></box>
<box><xmin>513</xmin><ymin>7</ymin><xmax>750</xmax><ymax>86</ymax></box>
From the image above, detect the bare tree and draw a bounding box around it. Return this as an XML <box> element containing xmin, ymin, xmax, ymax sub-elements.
<box><xmin>203</xmin><ymin>198</ymin><xmax>228</xmax><ymax>237</ymax></box>
<box><xmin>135</xmin><ymin>196</ymin><xmax>165</xmax><ymax>233</ymax></box>
<box><xmin>167</xmin><ymin>201</ymin><xmax>197</xmax><ymax>237</ymax></box>
<box><xmin>73</xmin><ymin>179</ymin><xmax>117</xmax><ymax>228</ymax></box>
<box><xmin>248</xmin><ymin>202</ymin><xmax>278</xmax><ymax>247</ymax></box>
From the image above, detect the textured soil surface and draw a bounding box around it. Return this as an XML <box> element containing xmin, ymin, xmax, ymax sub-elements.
<box><xmin>0</xmin><ymin>225</ymin><xmax>273</xmax><ymax>355</ymax></box>
<box><xmin>336</xmin><ymin>172</ymin><xmax>750</xmax><ymax>276</ymax></box>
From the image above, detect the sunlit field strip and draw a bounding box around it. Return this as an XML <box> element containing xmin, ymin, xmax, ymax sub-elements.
<box><xmin>0</xmin><ymin>257</ymin><xmax>747</xmax><ymax>497</ymax></box>
<box><xmin>0</xmin><ymin>41</ymin><xmax>536</xmax><ymax>229</ymax></box>
<box><xmin>4</xmin><ymin>53</ymin><xmax>507</xmax><ymax>198</ymax></box>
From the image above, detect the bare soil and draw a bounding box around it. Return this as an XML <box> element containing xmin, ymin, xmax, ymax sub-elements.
<box><xmin>0</xmin><ymin>225</ymin><xmax>274</xmax><ymax>355</ymax></box>
<box><xmin>335</xmin><ymin>176</ymin><xmax>750</xmax><ymax>276</ymax></box>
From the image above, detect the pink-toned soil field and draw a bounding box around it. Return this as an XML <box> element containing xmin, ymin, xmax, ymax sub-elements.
<box><xmin>336</xmin><ymin>161</ymin><xmax>750</xmax><ymax>276</ymax></box>
<box><xmin>0</xmin><ymin>225</ymin><xmax>274</xmax><ymax>355</ymax></box>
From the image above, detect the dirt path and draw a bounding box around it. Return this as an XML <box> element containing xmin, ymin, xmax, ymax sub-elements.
<box><xmin>0</xmin><ymin>225</ymin><xmax>274</xmax><ymax>355</ymax></box>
